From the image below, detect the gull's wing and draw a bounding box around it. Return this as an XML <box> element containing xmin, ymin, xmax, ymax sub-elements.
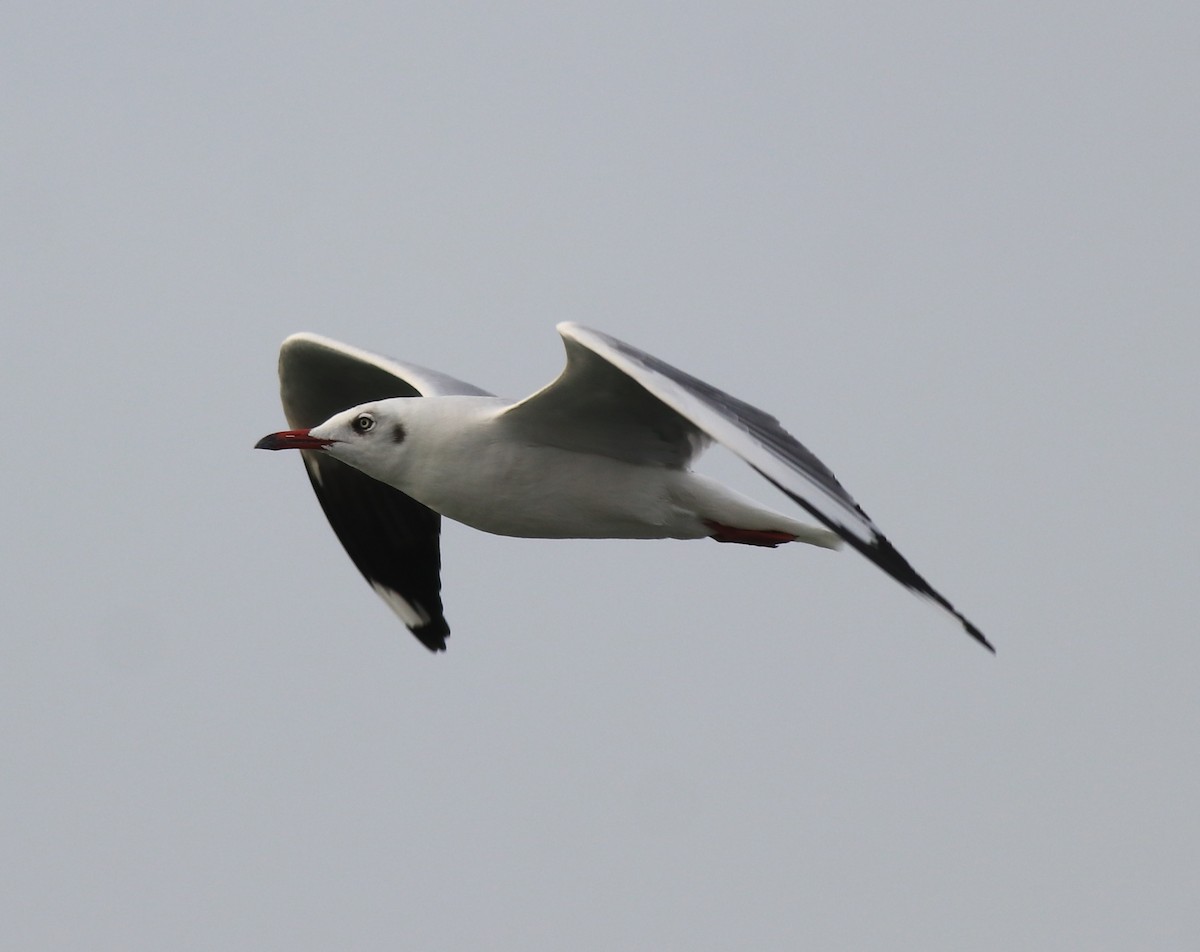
<box><xmin>499</xmin><ymin>332</ymin><xmax>709</xmax><ymax>468</ymax></box>
<box><xmin>503</xmin><ymin>323</ymin><xmax>993</xmax><ymax>653</ymax></box>
<box><xmin>277</xmin><ymin>333</ymin><xmax>492</xmax><ymax>651</ymax></box>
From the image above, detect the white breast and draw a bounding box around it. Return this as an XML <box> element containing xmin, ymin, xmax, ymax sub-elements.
<box><xmin>412</xmin><ymin>436</ymin><xmax>694</xmax><ymax>539</ymax></box>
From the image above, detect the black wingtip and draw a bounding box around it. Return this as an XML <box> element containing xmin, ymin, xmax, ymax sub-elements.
<box><xmin>751</xmin><ymin>467</ymin><xmax>995</xmax><ymax>654</ymax></box>
<box><xmin>418</xmin><ymin>637</ymin><xmax>448</xmax><ymax>653</ymax></box>
<box><xmin>962</xmin><ymin>620</ymin><xmax>996</xmax><ymax>655</ymax></box>
<box><xmin>412</xmin><ymin>619</ymin><xmax>450</xmax><ymax>653</ymax></box>
<box><xmin>865</xmin><ymin>533</ymin><xmax>996</xmax><ymax>655</ymax></box>
<box><xmin>857</xmin><ymin>532</ymin><xmax>995</xmax><ymax>655</ymax></box>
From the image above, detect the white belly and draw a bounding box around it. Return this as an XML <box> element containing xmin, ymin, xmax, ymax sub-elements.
<box><xmin>407</xmin><ymin>442</ymin><xmax>704</xmax><ymax>540</ymax></box>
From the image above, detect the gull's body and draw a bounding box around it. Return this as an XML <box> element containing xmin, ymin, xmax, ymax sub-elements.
<box><xmin>256</xmin><ymin>323</ymin><xmax>992</xmax><ymax>653</ymax></box>
<box><xmin>332</xmin><ymin>394</ymin><xmax>836</xmax><ymax>545</ymax></box>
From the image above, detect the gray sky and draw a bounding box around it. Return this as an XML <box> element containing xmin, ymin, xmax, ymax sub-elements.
<box><xmin>3</xmin><ymin>2</ymin><xmax>1198</xmax><ymax>949</ymax></box>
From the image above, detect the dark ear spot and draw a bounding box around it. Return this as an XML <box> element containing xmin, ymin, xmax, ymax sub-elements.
<box><xmin>392</xmin><ymin>422</ymin><xmax>407</xmax><ymax>444</ymax></box>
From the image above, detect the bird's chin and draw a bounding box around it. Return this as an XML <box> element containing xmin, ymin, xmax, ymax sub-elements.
<box><xmin>255</xmin><ymin>429</ymin><xmax>337</xmax><ymax>451</ymax></box>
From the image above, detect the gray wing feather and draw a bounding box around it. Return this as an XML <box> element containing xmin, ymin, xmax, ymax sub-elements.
<box><xmin>500</xmin><ymin>334</ymin><xmax>708</xmax><ymax>467</ymax></box>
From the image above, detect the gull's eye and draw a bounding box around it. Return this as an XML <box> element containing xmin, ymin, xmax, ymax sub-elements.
<box><xmin>353</xmin><ymin>413</ymin><xmax>375</xmax><ymax>433</ymax></box>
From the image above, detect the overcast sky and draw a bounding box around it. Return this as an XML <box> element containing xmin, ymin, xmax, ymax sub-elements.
<box><xmin>3</xmin><ymin>3</ymin><xmax>1198</xmax><ymax>949</ymax></box>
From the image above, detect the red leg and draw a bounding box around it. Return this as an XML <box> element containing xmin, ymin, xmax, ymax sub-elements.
<box><xmin>704</xmin><ymin>520</ymin><xmax>798</xmax><ymax>548</ymax></box>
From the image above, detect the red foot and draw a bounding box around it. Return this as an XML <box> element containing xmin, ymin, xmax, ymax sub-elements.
<box><xmin>704</xmin><ymin>521</ymin><xmax>797</xmax><ymax>548</ymax></box>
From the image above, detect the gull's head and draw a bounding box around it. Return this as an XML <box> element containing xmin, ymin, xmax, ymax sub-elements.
<box><xmin>255</xmin><ymin>399</ymin><xmax>419</xmax><ymax>481</ymax></box>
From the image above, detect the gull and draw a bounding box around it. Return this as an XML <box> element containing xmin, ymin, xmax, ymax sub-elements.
<box><xmin>256</xmin><ymin>324</ymin><xmax>993</xmax><ymax>654</ymax></box>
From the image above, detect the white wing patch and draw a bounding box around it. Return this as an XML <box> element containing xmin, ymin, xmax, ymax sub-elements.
<box><xmin>369</xmin><ymin>581</ymin><xmax>432</xmax><ymax>629</ymax></box>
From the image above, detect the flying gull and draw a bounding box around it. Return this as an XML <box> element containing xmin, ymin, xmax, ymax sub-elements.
<box><xmin>256</xmin><ymin>324</ymin><xmax>993</xmax><ymax>653</ymax></box>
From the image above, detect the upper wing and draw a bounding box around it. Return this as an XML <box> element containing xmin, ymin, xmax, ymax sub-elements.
<box><xmin>278</xmin><ymin>333</ymin><xmax>492</xmax><ymax>651</ymax></box>
<box><xmin>506</xmin><ymin>323</ymin><xmax>993</xmax><ymax>653</ymax></box>
<box><xmin>500</xmin><ymin>330</ymin><xmax>710</xmax><ymax>468</ymax></box>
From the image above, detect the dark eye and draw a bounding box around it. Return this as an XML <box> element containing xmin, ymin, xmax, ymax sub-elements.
<box><xmin>353</xmin><ymin>413</ymin><xmax>375</xmax><ymax>433</ymax></box>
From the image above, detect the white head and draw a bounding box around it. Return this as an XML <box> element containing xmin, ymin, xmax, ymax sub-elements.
<box><xmin>256</xmin><ymin>397</ymin><xmax>423</xmax><ymax>485</ymax></box>
<box><xmin>257</xmin><ymin>394</ymin><xmax>505</xmax><ymax>505</ymax></box>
